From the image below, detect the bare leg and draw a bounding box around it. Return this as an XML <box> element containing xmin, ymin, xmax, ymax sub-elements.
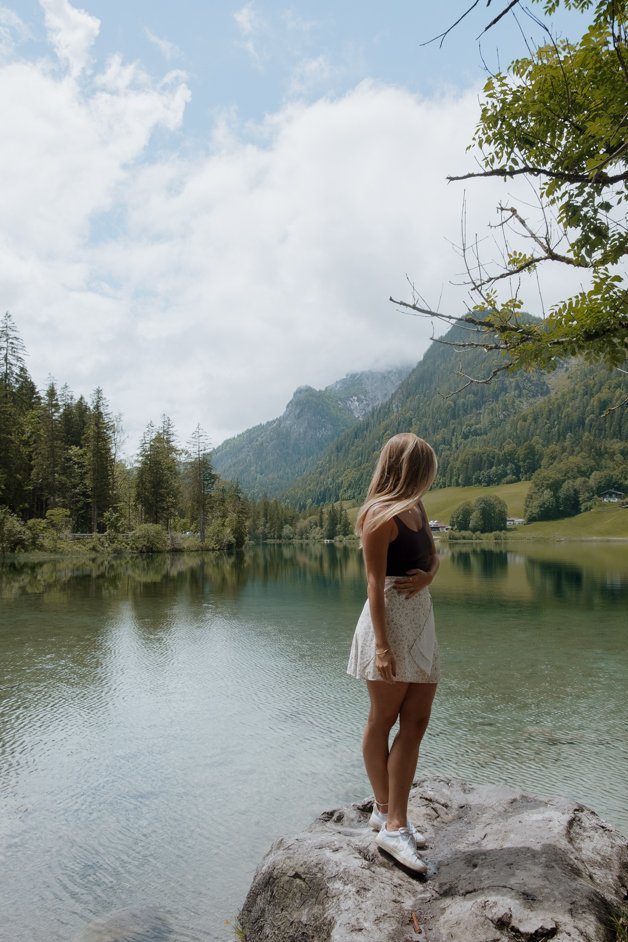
<box><xmin>387</xmin><ymin>683</ymin><xmax>437</xmax><ymax>830</ymax></box>
<box><xmin>363</xmin><ymin>680</ymin><xmax>408</xmax><ymax>809</ymax></box>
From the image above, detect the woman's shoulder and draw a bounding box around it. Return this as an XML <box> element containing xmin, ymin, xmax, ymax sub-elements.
<box><xmin>362</xmin><ymin>503</ymin><xmax>397</xmax><ymax>537</ymax></box>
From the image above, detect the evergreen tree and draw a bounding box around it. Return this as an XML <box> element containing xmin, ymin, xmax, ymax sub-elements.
<box><xmin>325</xmin><ymin>504</ymin><xmax>339</xmax><ymax>540</ymax></box>
<box><xmin>185</xmin><ymin>424</ymin><xmax>217</xmax><ymax>542</ymax></box>
<box><xmin>135</xmin><ymin>416</ymin><xmax>180</xmax><ymax>528</ymax></box>
<box><xmin>30</xmin><ymin>380</ymin><xmax>63</xmax><ymax>514</ymax></box>
<box><xmin>0</xmin><ymin>312</ymin><xmax>26</xmax><ymax>391</ymax></box>
<box><xmin>0</xmin><ymin>314</ymin><xmax>38</xmax><ymax>515</ymax></box>
<box><xmin>84</xmin><ymin>388</ymin><xmax>115</xmax><ymax>533</ymax></box>
<box><xmin>63</xmin><ymin>445</ymin><xmax>90</xmax><ymax>531</ymax></box>
<box><xmin>339</xmin><ymin>505</ymin><xmax>352</xmax><ymax>537</ymax></box>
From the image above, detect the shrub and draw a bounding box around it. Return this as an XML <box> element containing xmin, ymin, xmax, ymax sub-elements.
<box><xmin>0</xmin><ymin>507</ymin><xmax>30</xmax><ymax>553</ymax></box>
<box><xmin>128</xmin><ymin>524</ymin><xmax>168</xmax><ymax>553</ymax></box>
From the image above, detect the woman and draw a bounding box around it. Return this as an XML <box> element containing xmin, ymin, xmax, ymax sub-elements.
<box><xmin>347</xmin><ymin>433</ymin><xmax>440</xmax><ymax>874</ymax></box>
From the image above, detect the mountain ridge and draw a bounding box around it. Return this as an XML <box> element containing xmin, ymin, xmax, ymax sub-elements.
<box><xmin>211</xmin><ymin>366</ymin><xmax>412</xmax><ymax>498</ymax></box>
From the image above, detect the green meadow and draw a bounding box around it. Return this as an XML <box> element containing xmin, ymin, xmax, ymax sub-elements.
<box><xmin>344</xmin><ymin>482</ymin><xmax>627</xmax><ymax>540</ymax></box>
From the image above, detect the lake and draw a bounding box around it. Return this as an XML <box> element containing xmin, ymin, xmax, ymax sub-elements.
<box><xmin>0</xmin><ymin>542</ymin><xmax>626</xmax><ymax>942</ymax></box>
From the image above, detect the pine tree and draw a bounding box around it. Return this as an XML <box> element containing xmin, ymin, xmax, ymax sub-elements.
<box><xmin>135</xmin><ymin>416</ymin><xmax>180</xmax><ymax>528</ymax></box>
<box><xmin>0</xmin><ymin>314</ymin><xmax>38</xmax><ymax>515</ymax></box>
<box><xmin>325</xmin><ymin>504</ymin><xmax>339</xmax><ymax>540</ymax></box>
<box><xmin>30</xmin><ymin>380</ymin><xmax>64</xmax><ymax>514</ymax></box>
<box><xmin>185</xmin><ymin>424</ymin><xmax>217</xmax><ymax>542</ymax></box>
<box><xmin>84</xmin><ymin>388</ymin><xmax>115</xmax><ymax>533</ymax></box>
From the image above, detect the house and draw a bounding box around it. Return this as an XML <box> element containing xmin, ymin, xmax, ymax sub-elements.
<box><xmin>599</xmin><ymin>490</ymin><xmax>624</xmax><ymax>503</ymax></box>
<box><xmin>507</xmin><ymin>517</ymin><xmax>526</xmax><ymax>527</ymax></box>
<box><xmin>429</xmin><ymin>520</ymin><xmax>450</xmax><ymax>532</ymax></box>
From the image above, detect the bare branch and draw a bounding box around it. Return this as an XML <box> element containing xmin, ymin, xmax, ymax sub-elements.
<box><xmin>448</xmin><ymin>166</ymin><xmax>628</xmax><ymax>186</ymax></box>
<box><xmin>422</xmin><ymin>0</ymin><xmax>530</xmax><ymax>49</ymax></box>
<box><xmin>444</xmin><ymin>362</ymin><xmax>514</xmax><ymax>399</ymax></box>
<box><xmin>420</xmin><ymin>0</ymin><xmax>482</xmax><ymax>48</ymax></box>
<box><xmin>476</xmin><ymin>0</ymin><xmax>521</xmax><ymax>39</ymax></box>
<box><xmin>389</xmin><ymin>297</ymin><xmax>539</xmax><ymax>342</ymax></box>
<box><xmin>496</xmin><ymin>204</ymin><xmax>592</xmax><ymax>269</ymax></box>
<box><xmin>601</xmin><ymin>393</ymin><xmax>628</xmax><ymax>417</ymax></box>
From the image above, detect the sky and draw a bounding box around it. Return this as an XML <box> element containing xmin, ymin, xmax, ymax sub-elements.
<box><xmin>1</xmin><ymin>0</ymin><xmax>591</xmax><ymax>453</ymax></box>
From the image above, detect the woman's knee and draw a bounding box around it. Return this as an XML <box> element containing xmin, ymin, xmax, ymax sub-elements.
<box><xmin>398</xmin><ymin>708</ymin><xmax>432</xmax><ymax>741</ymax></box>
<box><xmin>366</xmin><ymin>707</ymin><xmax>399</xmax><ymax>735</ymax></box>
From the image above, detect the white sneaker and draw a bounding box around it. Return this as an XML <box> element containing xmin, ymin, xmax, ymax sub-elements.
<box><xmin>369</xmin><ymin>807</ymin><xmax>427</xmax><ymax>847</ymax></box>
<box><xmin>376</xmin><ymin>826</ymin><xmax>428</xmax><ymax>874</ymax></box>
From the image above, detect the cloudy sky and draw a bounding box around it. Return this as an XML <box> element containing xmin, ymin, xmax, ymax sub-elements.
<box><xmin>2</xmin><ymin>0</ymin><xmax>589</xmax><ymax>453</ymax></box>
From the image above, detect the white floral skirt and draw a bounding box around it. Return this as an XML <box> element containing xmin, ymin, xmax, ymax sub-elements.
<box><xmin>346</xmin><ymin>579</ymin><xmax>440</xmax><ymax>684</ymax></box>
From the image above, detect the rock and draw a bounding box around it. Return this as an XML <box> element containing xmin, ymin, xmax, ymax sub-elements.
<box><xmin>71</xmin><ymin>905</ymin><xmax>172</xmax><ymax>942</ymax></box>
<box><xmin>238</xmin><ymin>777</ymin><xmax>627</xmax><ymax>942</ymax></box>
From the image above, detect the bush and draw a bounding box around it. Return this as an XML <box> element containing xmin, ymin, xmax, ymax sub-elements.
<box><xmin>0</xmin><ymin>507</ymin><xmax>30</xmax><ymax>553</ymax></box>
<box><xmin>128</xmin><ymin>524</ymin><xmax>168</xmax><ymax>553</ymax></box>
<box><xmin>26</xmin><ymin>518</ymin><xmax>48</xmax><ymax>549</ymax></box>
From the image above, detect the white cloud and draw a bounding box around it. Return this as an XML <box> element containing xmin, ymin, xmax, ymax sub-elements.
<box><xmin>233</xmin><ymin>1</ymin><xmax>267</xmax><ymax>67</ymax></box>
<box><xmin>281</xmin><ymin>10</ymin><xmax>320</xmax><ymax>35</ymax></box>
<box><xmin>0</xmin><ymin>6</ymin><xmax>29</xmax><ymax>58</ymax></box>
<box><xmin>39</xmin><ymin>0</ymin><xmax>100</xmax><ymax>77</ymax></box>
<box><xmin>1</xmin><ymin>11</ymin><xmax>584</xmax><ymax>456</ymax></box>
<box><xmin>144</xmin><ymin>27</ymin><xmax>181</xmax><ymax>63</ymax></box>
<box><xmin>288</xmin><ymin>54</ymin><xmax>339</xmax><ymax>98</ymax></box>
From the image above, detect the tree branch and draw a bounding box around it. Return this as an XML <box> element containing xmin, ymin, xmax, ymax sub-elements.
<box><xmin>422</xmin><ymin>0</ymin><xmax>529</xmax><ymax>48</ymax></box>
<box><xmin>476</xmin><ymin>0</ymin><xmax>520</xmax><ymax>39</ymax></box>
<box><xmin>444</xmin><ymin>362</ymin><xmax>514</xmax><ymax>399</ymax></box>
<box><xmin>495</xmin><ymin>204</ymin><xmax>592</xmax><ymax>269</ymax></box>
<box><xmin>420</xmin><ymin>0</ymin><xmax>483</xmax><ymax>48</ymax></box>
<box><xmin>447</xmin><ymin>166</ymin><xmax>628</xmax><ymax>186</ymax></box>
<box><xmin>602</xmin><ymin>393</ymin><xmax>628</xmax><ymax>417</ymax></box>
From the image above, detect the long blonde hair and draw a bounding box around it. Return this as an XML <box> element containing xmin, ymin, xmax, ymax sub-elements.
<box><xmin>356</xmin><ymin>433</ymin><xmax>437</xmax><ymax>535</ymax></box>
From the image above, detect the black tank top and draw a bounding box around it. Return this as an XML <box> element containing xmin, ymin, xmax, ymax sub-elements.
<box><xmin>386</xmin><ymin>512</ymin><xmax>432</xmax><ymax>576</ymax></box>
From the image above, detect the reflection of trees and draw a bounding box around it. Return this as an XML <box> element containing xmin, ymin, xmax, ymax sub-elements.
<box><xmin>0</xmin><ymin>544</ymin><xmax>366</xmax><ymax>603</ymax></box>
<box><xmin>523</xmin><ymin>558</ymin><xmax>623</xmax><ymax>607</ymax></box>
<box><xmin>449</xmin><ymin>549</ymin><xmax>509</xmax><ymax>578</ymax></box>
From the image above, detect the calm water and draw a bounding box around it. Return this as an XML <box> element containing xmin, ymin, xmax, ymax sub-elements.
<box><xmin>0</xmin><ymin>543</ymin><xmax>627</xmax><ymax>942</ymax></box>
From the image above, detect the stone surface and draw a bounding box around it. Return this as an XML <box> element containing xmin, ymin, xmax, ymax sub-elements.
<box><xmin>239</xmin><ymin>777</ymin><xmax>628</xmax><ymax>942</ymax></box>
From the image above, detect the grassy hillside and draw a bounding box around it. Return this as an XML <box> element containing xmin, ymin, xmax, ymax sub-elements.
<box><xmin>343</xmin><ymin>483</ymin><xmax>627</xmax><ymax>539</ymax></box>
<box><xmin>423</xmin><ymin>482</ymin><xmax>529</xmax><ymax>522</ymax></box>
<box><xmin>506</xmin><ymin>504</ymin><xmax>628</xmax><ymax>539</ymax></box>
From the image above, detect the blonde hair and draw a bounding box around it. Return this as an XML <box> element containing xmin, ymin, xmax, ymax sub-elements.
<box><xmin>356</xmin><ymin>433</ymin><xmax>437</xmax><ymax>535</ymax></box>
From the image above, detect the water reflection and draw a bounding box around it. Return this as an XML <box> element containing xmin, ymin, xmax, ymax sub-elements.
<box><xmin>0</xmin><ymin>542</ymin><xmax>627</xmax><ymax>942</ymax></box>
<box><xmin>449</xmin><ymin>547</ymin><xmax>509</xmax><ymax>578</ymax></box>
<box><xmin>523</xmin><ymin>555</ymin><xmax>628</xmax><ymax>607</ymax></box>
<box><xmin>3</xmin><ymin>542</ymin><xmax>626</xmax><ymax>607</ymax></box>
<box><xmin>0</xmin><ymin>544</ymin><xmax>367</xmax><ymax>604</ymax></box>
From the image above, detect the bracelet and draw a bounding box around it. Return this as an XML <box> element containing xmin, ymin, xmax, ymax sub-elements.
<box><xmin>376</xmin><ymin>648</ymin><xmax>390</xmax><ymax>656</ymax></box>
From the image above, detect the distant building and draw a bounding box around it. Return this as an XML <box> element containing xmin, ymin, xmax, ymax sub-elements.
<box><xmin>599</xmin><ymin>490</ymin><xmax>624</xmax><ymax>503</ymax></box>
<box><xmin>429</xmin><ymin>520</ymin><xmax>450</xmax><ymax>532</ymax></box>
<box><xmin>507</xmin><ymin>518</ymin><xmax>526</xmax><ymax>527</ymax></box>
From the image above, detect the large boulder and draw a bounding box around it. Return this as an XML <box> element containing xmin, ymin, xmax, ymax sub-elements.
<box><xmin>239</xmin><ymin>777</ymin><xmax>627</xmax><ymax>942</ymax></box>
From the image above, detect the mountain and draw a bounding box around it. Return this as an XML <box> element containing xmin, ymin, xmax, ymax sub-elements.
<box><xmin>211</xmin><ymin>366</ymin><xmax>412</xmax><ymax>498</ymax></box>
<box><xmin>284</xmin><ymin>323</ymin><xmax>627</xmax><ymax>507</ymax></box>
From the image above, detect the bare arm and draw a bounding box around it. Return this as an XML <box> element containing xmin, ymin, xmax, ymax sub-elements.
<box><xmin>361</xmin><ymin>510</ymin><xmax>397</xmax><ymax>683</ymax></box>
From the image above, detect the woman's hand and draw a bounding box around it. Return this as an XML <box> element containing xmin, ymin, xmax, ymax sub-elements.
<box><xmin>393</xmin><ymin>568</ymin><xmax>432</xmax><ymax>598</ymax></box>
<box><xmin>375</xmin><ymin>648</ymin><xmax>397</xmax><ymax>683</ymax></box>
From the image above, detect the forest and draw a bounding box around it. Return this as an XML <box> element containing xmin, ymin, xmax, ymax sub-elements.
<box><xmin>0</xmin><ymin>312</ymin><xmax>314</xmax><ymax>553</ymax></box>
<box><xmin>1</xmin><ymin>308</ymin><xmax>626</xmax><ymax>554</ymax></box>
